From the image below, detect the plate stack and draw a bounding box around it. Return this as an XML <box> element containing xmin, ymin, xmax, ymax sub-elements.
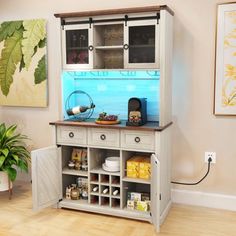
<box><xmin>102</xmin><ymin>157</ymin><xmax>120</xmax><ymax>172</ymax></box>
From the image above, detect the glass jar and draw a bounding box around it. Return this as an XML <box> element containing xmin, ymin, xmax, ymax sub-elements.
<box><xmin>68</xmin><ymin>160</ymin><xmax>75</xmax><ymax>169</ymax></box>
<box><xmin>81</xmin><ymin>188</ymin><xmax>88</xmax><ymax>200</ymax></box>
<box><xmin>81</xmin><ymin>160</ymin><xmax>88</xmax><ymax>171</ymax></box>
<box><xmin>74</xmin><ymin>161</ymin><xmax>81</xmax><ymax>170</ymax></box>
<box><xmin>71</xmin><ymin>188</ymin><xmax>80</xmax><ymax>200</ymax></box>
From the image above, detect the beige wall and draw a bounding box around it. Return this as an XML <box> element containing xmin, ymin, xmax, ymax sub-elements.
<box><xmin>0</xmin><ymin>0</ymin><xmax>235</xmax><ymax>195</ymax></box>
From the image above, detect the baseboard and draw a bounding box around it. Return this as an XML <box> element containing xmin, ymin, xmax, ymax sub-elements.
<box><xmin>171</xmin><ymin>189</ymin><xmax>236</xmax><ymax>211</ymax></box>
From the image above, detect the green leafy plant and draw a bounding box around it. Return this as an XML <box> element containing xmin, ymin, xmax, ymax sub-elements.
<box><xmin>0</xmin><ymin>19</ymin><xmax>46</xmax><ymax>96</ymax></box>
<box><xmin>0</xmin><ymin>123</ymin><xmax>30</xmax><ymax>182</ymax></box>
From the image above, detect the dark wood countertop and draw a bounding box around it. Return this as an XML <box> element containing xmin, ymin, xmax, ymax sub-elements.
<box><xmin>49</xmin><ymin>119</ymin><xmax>172</xmax><ymax>132</ymax></box>
<box><xmin>54</xmin><ymin>5</ymin><xmax>174</xmax><ymax>18</ymax></box>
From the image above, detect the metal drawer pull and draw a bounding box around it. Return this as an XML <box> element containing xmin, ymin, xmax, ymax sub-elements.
<box><xmin>134</xmin><ymin>137</ymin><xmax>141</xmax><ymax>143</ymax></box>
<box><xmin>69</xmin><ymin>132</ymin><xmax>74</xmax><ymax>138</ymax></box>
<box><xmin>100</xmin><ymin>134</ymin><xmax>106</xmax><ymax>140</ymax></box>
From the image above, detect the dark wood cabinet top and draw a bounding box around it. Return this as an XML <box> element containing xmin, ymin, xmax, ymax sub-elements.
<box><xmin>54</xmin><ymin>5</ymin><xmax>174</xmax><ymax>18</ymax></box>
<box><xmin>49</xmin><ymin>119</ymin><xmax>172</xmax><ymax>132</ymax></box>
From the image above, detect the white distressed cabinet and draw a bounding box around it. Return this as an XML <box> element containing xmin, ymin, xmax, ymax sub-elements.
<box><xmin>32</xmin><ymin>122</ymin><xmax>172</xmax><ymax>232</ymax></box>
<box><xmin>31</xmin><ymin>5</ymin><xmax>173</xmax><ymax>232</ymax></box>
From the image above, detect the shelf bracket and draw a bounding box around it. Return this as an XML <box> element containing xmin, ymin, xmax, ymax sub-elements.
<box><xmin>124</xmin><ymin>15</ymin><xmax>128</xmax><ymax>26</ymax></box>
<box><xmin>89</xmin><ymin>17</ymin><xmax>93</xmax><ymax>28</ymax></box>
<box><xmin>61</xmin><ymin>18</ymin><xmax>65</xmax><ymax>30</ymax></box>
<box><xmin>156</xmin><ymin>13</ymin><xmax>160</xmax><ymax>24</ymax></box>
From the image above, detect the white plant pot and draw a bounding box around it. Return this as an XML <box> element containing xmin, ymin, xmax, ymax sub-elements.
<box><xmin>0</xmin><ymin>171</ymin><xmax>12</xmax><ymax>191</ymax></box>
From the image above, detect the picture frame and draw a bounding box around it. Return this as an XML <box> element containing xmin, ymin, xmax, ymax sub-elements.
<box><xmin>0</xmin><ymin>19</ymin><xmax>48</xmax><ymax>107</ymax></box>
<box><xmin>214</xmin><ymin>2</ymin><xmax>236</xmax><ymax>115</ymax></box>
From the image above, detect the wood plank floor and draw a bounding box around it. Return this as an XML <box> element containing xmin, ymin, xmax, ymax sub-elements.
<box><xmin>0</xmin><ymin>181</ymin><xmax>236</xmax><ymax>236</ymax></box>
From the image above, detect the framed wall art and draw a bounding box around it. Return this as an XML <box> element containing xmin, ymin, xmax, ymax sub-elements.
<box><xmin>214</xmin><ymin>3</ymin><xmax>236</xmax><ymax>115</ymax></box>
<box><xmin>0</xmin><ymin>19</ymin><xmax>47</xmax><ymax>107</ymax></box>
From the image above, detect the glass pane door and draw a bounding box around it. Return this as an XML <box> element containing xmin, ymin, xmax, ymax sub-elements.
<box><xmin>128</xmin><ymin>25</ymin><xmax>155</xmax><ymax>63</ymax></box>
<box><xmin>66</xmin><ymin>29</ymin><xmax>89</xmax><ymax>65</ymax></box>
<box><xmin>124</xmin><ymin>20</ymin><xmax>159</xmax><ymax>69</ymax></box>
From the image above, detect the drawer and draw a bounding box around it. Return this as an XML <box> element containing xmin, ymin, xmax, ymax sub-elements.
<box><xmin>88</xmin><ymin>128</ymin><xmax>119</xmax><ymax>148</ymax></box>
<box><xmin>121</xmin><ymin>130</ymin><xmax>155</xmax><ymax>151</ymax></box>
<box><xmin>56</xmin><ymin>126</ymin><xmax>87</xmax><ymax>145</ymax></box>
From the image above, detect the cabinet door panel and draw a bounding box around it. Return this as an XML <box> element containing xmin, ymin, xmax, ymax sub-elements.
<box><xmin>151</xmin><ymin>154</ymin><xmax>160</xmax><ymax>232</ymax></box>
<box><xmin>31</xmin><ymin>146</ymin><xmax>62</xmax><ymax>211</ymax></box>
<box><xmin>124</xmin><ymin>20</ymin><xmax>159</xmax><ymax>69</ymax></box>
<box><xmin>62</xmin><ymin>24</ymin><xmax>93</xmax><ymax>69</ymax></box>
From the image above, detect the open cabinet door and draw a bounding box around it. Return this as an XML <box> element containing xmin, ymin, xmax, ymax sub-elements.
<box><xmin>151</xmin><ymin>154</ymin><xmax>161</xmax><ymax>232</ymax></box>
<box><xmin>31</xmin><ymin>146</ymin><xmax>62</xmax><ymax>211</ymax></box>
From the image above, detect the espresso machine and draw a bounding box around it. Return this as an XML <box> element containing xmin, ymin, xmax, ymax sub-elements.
<box><xmin>126</xmin><ymin>97</ymin><xmax>147</xmax><ymax>126</ymax></box>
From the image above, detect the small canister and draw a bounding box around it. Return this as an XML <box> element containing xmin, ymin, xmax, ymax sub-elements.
<box><xmin>66</xmin><ymin>185</ymin><xmax>72</xmax><ymax>200</ymax></box>
<box><xmin>81</xmin><ymin>160</ymin><xmax>88</xmax><ymax>171</ymax></box>
<box><xmin>71</xmin><ymin>188</ymin><xmax>80</xmax><ymax>200</ymax></box>
<box><xmin>81</xmin><ymin>188</ymin><xmax>88</xmax><ymax>200</ymax></box>
<box><xmin>68</xmin><ymin>160</ymin><xmax>75</xmax><ymax>169</ymax></box>
<box><xmin>74</xmin><ymin>161</ymin><xmax>81</xmax><ymax>170</ymax></box>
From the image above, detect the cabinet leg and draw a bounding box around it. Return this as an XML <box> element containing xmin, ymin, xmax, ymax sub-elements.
<box><xmin>8</xmin><ymin>177</ymin><xmax>12</xmax><ymax>200</ymax></box>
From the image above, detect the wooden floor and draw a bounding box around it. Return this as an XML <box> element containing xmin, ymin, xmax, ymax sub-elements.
<box><xmin>0</xmin><ymin>181</ymin><xmax>236</xmax><ymax>236</ymax></box>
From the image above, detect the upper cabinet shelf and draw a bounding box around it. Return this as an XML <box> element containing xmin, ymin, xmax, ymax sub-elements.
<box><xmin>57</xmin><ymin>6</ymin><xmax>169</xmax><ymax>70</ymax></box>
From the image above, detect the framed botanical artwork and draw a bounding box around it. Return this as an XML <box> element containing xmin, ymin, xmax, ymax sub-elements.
<box><xmin>214</xmin><ymin>3</ymin><xmax>236</xmax><ymax>115</ymax></box>
<box><xmin>0</xmin><ymin>19</ymin><xmax>47</xmax><ymax>107</ymax></box>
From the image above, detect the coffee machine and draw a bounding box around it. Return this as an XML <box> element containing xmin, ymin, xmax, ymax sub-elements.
<box><xmin>126</xmin><ymin>97</ymin><xmax>147</xmax><ymax>126</ymax></box>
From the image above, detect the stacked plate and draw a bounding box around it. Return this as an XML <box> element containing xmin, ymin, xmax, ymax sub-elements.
<box><xmin>102</xmin><ymin>156</ymin><xmax>120</xmax><ymax>172</ymax></box>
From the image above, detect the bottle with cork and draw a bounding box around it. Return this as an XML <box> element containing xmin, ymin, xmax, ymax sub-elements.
<box><xmin>66</xmin><ymin>103</ymin><xmax>95</xmax><ymax>116</ymax></box>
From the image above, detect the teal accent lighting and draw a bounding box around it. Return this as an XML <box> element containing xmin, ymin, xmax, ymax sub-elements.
<box><xmin>62</xmin><ymin>70</ymin><xmax>160</xmax><ymax>121</ymax></box>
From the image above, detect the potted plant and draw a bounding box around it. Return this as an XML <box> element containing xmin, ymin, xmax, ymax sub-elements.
<box><xmin>0</xmin><ymin>123</ymin><xmax>30</xmax><ymax>191</ymax></box>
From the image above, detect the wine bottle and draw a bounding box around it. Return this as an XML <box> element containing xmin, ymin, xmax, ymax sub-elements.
<box><xmin>66</xmin><ymin>103</ymin><xmax>95</xmax><ymax>116</ymax></box>
<box><xmin>112</xmin><ymin>189</ymin><xmax>119</xmax><ymax>196</ymax></box>
<box><xmin>92</xmin><ymin>186</ymin><xmax>98</xmax><ymax>192</ymax></box>
<box><xmin>102</xmin><ymin>188</ymin><xmax>109</xmax><ymax>194</ymax></box>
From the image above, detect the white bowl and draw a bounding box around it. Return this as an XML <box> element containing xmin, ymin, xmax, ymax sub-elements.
<box><xmin>102</xmin><ymin>163</ymin><xmax>120</xmax><ymax>172</ymax></box>
<box><xmin>105</xmin><ymin>156</ymin><xmax>120</xmax><ymax>168</ymax></box>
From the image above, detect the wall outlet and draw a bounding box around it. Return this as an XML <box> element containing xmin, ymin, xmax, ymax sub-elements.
<box><xmin>204</xmin><ymin>152</ymin><xmax>216</xmax><ymax>163</ymax></box>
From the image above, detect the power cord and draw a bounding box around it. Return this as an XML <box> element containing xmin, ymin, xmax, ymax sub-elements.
<box><xmin>171</xmin><ymin>157</ymin><xmax>212</xmax><ymax>185</ymax></box>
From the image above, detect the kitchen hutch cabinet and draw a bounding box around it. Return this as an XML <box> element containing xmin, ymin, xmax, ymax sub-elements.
<box><xmin>31</xmin><ymin>5</ymin><xmax>173</xmax><ymax>232</ymax></box>
<box><xmin>61</xmin><ymin>21</ymin><xmax>159</xmax><ymax>69</ymax></box>
<box><xmin>58</xmin><ymin>6</ymin><xmax>170</xmax><ymax>70</ymax></box>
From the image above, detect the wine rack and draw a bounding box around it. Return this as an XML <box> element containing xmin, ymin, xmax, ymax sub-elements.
<box><xmin>89</xmin><ymin>170</ymin><xmax>121</xmax><ymax>208</ymax></box>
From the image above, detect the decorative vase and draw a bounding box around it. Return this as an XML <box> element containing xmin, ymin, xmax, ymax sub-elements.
<box><xmin>0</xmin><ymin>171</ymin><xmax>12</xmax><ymax>191</ymax></box>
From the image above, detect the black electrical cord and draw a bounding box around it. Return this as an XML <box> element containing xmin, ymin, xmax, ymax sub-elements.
<box><xmin>171</xmin><ymin>157</ymin><xmax>212</xmax><ymax>185</ymax></box>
